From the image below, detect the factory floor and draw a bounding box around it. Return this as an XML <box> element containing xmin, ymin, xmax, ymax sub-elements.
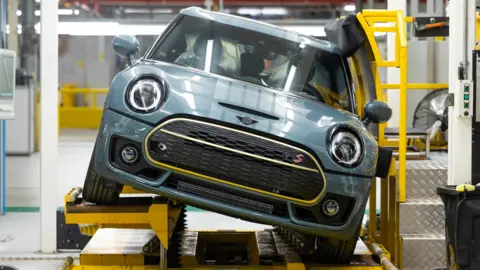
<box><xmin>0</xmin><ymin>129</ymin><xmax>270</xmax><ymax>269</ymax></box>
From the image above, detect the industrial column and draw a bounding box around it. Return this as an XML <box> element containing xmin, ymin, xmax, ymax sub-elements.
<box><xmin>386</xmin><ymin>0</ymin><xmax>407</xmax><ymax>127</ymax></box>
<box><xmin>0</xmin><ymin>0</ymin><xmax>6</xmax><ymax>216</ymax></box>
<box><xmin>448</xmin><ymin>0</ymin><xmax>476</xmax><ymax>185</ymax></box>
<box><xmin>39</xmin><ymin>0</ymin><xmax>58</xmax><ymax>253</ymax></box>
<box><xmin>7</xmin><ymin>0</ymin><xmax>18</xmax><ymax>64</ymax></box>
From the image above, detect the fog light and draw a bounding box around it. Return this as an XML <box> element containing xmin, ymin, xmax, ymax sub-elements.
<box><xmin>322</xmin><ymin>199</ymin><xmax>340</xmax><ymax>216</ymax></box>
<box><xmin>121</xmin><ymin>146</ymin><xmax>139</xmax><ymax>164</ymax></box>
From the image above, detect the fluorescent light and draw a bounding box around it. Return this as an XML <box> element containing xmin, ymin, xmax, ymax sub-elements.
<box><xmin>283</xmin><ymin>26</ymin><xmax>325</xmax><ymax>36</ymax></box>
<box><xmin>261</xmin><ymin>7</ymin><xmax>288</xmax><ymax>16</ymax></box>
<box><xmin>237</xmin><ymin>7</ymin><xmax>288</xmax><ymax>16</ymax></box>
<box><xmin>124</xmin><ymin>8</ymin><xmax>173</xmax><ymax>14</ymax></box>
<box><xmin>16</xmin><ymin>10</ymin><xmax>22</xmax><ymax>16</ymax></box>
<box><xmin>28</xmin><ymin>21</ymin><xmax>323</xmax><ymax>37</ymax></box>
<box><xmin>58</xmin><ymin>9</ymin><xmax>74</xmax><ymax>15</ymax></box>
<box><xmin>237</xmin><ymin>8</ymin><xmax>261</xmax><ymax>16</ymax></box>
<box><xmin>153</xmin><ymin>8</ymin><xmax>173</xmax><ymax>13</ymax></box>
<box><xmin>344</xmin><ymin>5</ymin><xmax>356</xmax><ymax>12</ymax></box>
<box><xmin>56</xmin><ymin>22</ymin><xmax>167</xmax><ymax>36</ymax></box>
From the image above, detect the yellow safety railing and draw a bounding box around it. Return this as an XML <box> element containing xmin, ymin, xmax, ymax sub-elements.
<box><xmin>357</xmin><ymin>10</ymin><xmax>449</xmax><ymax>268</ymax></box>
<box><xmin>59</xmin><ymin>86</ymin><xmax>108</xmax><ymax>129</ymax></box>
<box><xmin>357</xmin><ymin>10</ymin><xmax>409</xmax><ymax>204</ymax></box>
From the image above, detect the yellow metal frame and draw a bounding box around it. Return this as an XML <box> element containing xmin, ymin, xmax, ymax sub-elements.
<box><xmin>59</xmin><ymin>86</ymin><xmax>108</xmax><ymax>129</ymax></box>
<box><xmin>64</xmin><ymin>187</ymin><xmax>390</xmax><ymax>270</ymax></box>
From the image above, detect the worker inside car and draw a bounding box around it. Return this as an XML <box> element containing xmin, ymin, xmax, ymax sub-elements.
<box><xmin>239</xmin><ymin>49</ymin><xmax>267</xmax><ymax>86</ymax></box>
<box><xmin>308</xmin><ymin>52</ymin><xmax>350</xmax><ymax>110</ymax></box>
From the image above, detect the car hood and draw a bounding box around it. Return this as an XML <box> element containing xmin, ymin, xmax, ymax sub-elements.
<box><xmin>106</xmin><ymin>61</ymin><xmax>378</xmax><ymax>177</ymax></box>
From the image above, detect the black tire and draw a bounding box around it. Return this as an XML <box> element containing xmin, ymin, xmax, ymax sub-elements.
<box><xmin>167</xmin><ymin>205</ymin><xmax>187</xmax><ymax>268</ymax></box>
<box><xmin>82</xmin><ymin>157</ymin><xmax>122</xmax><ymax>205</ymax></box>
<box><xmin>311</xmin><ymin>225</ymin><xmax>361</xmax><ymax>264</ymax></box>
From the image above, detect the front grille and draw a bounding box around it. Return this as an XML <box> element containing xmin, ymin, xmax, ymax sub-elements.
<box><xmin>164</xmin><ymin>174</ymin><xmax>288</xmax><ymax>217</ymax></box>
<box><xmin>146</xmin><ymin>118</ymin><xmax>325</xmax><ymax>202</ymax></box>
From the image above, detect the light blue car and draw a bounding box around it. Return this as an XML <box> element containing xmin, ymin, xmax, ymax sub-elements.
<box><xmin>82</xmin><ymin>7</ymin><xmax>392</xmax><ymax>263</ymax></box>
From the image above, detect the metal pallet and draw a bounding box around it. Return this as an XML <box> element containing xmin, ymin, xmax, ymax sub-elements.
<box><xmin>398</xmin><ymin>152</ymin><xmax>448</xmax><ymax>269</ymax></box>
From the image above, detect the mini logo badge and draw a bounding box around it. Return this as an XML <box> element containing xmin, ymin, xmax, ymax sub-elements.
<box><xmin>236</xmin><ymin>116</ymin><xmax>258</xmax><ymax>125</ymax></box>
<box><xmin>293</xmin><ymin>154</ymin><xmax>305</xmax><ymax>164</ymax></box>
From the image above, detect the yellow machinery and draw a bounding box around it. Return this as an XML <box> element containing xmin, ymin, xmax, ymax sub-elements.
<box><xmin>57</xmin><ymin>9</ymin><xmax>450</xmax><ymax>270</ymax></box>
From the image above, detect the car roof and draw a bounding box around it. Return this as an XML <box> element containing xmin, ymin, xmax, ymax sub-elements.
<box><xmin>179</xmin><ymin>7</ymin><xmax>343</xmax><ymax>55</ymax></box>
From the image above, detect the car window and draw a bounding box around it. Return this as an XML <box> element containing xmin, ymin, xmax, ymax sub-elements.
<box><xmin>150</xmin><ymin>14</ymin><xmax>352</xmax><ymax>112</ymax></box>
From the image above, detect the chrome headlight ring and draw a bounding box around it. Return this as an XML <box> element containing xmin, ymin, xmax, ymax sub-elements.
<box><xmin>126</xmin><ymin>78</ymin><xmax>165</xmax><ymax>113</ymax></box>
<box><xmin>327</xmin><ymin>125</ymin><xmax>364</xmax><ymax>168</ymax></box>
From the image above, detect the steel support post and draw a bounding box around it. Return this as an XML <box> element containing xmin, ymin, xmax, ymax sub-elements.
<box><xmin>39</xmin><ymin>0</ymin><xmax>58</xmax><ymax>252</ymax></box>
<box><xmin>386</xmin><ymin>0</ymin><xmax>407</xmax><ymax>128</ymax></box>
<box><xmin>20</xmin><ymin>0</ymin><xmax>36</xmax><ymax>75</ymax></box>
<box><xmin>7</xmin><ymin>0</ymin><xmax>18</xmax><ymax>66</ymax></box>
<box><xmin>0</xmin><ymin>0</ymin><xmax>7</xmax><ymax>216</ymax></box>
<box><xmin>448</xmin><ymin>0</ymin><xmax>476</xmax><ymax>185</ymax></box>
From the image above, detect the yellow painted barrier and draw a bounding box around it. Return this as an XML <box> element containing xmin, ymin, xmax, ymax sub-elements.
<box><xmin>58</xmin><ymin>87</ymin><xmax>108</xmax><ymax>129</ymax></box>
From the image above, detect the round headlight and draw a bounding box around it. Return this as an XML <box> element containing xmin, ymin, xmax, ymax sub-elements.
<box><xmin>329</xmin><ymin>129</ymin><xmax>363</xmax><ymax>167</ymax></box>
<box><xmin>127</xmin><ymin>79</ymin><xmax>163</xmax><ymax>112</ymax></box>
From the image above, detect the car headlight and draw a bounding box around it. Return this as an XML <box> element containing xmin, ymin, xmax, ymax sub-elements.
<box><xmin>127</xmin><ymin>79</ymin><xmax>164</xmax><ymax>113</ymax></box>
<box><xmin>328</xmin><ymin>127</ymin><xmax>363</xmax><ymax>167</ymax></box>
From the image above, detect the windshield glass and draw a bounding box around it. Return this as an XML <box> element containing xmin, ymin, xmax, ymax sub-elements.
<box><xmin>150</xmin><ymin>14</ymin><xmax>352</xmax><ymax>111</ymax></box>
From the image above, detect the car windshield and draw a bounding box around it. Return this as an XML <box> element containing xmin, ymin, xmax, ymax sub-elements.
<box><xmin>150</xmin><ymin>14</ymin><xmax>352</xmax><ymax>111</ymax></box>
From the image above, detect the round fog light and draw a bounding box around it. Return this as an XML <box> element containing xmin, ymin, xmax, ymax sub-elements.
<box><xmin>121</xmin><ymin>146</ymin><xmax>139</xmax><ymax>164</ymax></box>
<box><xmin>322</xmin><ymin>199</ymin><xmax>340</xmax><ymax>216</ymax></box>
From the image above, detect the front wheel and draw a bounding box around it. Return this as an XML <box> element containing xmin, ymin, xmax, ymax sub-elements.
<box><xmin>82</xmin><ymin>153</ymin><xmax>122</xmax><ymax>205</ymax></box>
<box><xmin>298</xmin><ymin>222</ymin><xmax>360</xmax><ymax>264</ymax></box>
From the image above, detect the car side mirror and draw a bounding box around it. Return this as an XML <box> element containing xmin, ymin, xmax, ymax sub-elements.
<box><xmin>363</xmin><ymin>100</ymin><xmax>392</xmax><ymax>125</ymax></box>
<box><xmin>112</xmin><ymin>35</ymin><xmax>140</xmax><ymax>66</ymax></box>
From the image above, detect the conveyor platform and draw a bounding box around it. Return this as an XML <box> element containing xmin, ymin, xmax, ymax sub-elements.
<box><xmin>62</xmin><ymin>188</ymin><xmax>393</xmax><ymax>270</ymax></box>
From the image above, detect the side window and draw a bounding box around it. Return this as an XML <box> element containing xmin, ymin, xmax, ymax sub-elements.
<box><xmin>309</xmin><ymin>53</ymin><xmax>352</xmax><ymax>112</ymax></box>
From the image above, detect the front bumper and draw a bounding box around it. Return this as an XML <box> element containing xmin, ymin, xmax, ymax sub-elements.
<box><xmin>93</xmin><ymin>108</ymin><xmax>372</xmax><ymax>240</ymax></box>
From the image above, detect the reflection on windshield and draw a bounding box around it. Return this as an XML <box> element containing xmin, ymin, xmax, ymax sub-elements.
<box><xmin>150</xmin><ymin>14</ymin><xmax>352</xmax><ymax>112</ymax></box>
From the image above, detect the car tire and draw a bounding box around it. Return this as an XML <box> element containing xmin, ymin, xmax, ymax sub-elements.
<box><xmin>312</xmin><ymin>224</ymin><xmax>361</xmax><ymax>264</ymax></box>
<box><xmin>82</xmin><ymin>155</ymin><xmax>122</xmax><ymax>205</ymax></box>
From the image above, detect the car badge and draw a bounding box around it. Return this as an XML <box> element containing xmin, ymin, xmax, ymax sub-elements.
<box><xmin>237</xmin><ymin>116</ymin><xmax>258</xmax><ymax>125</ymax></box>
<box><xmin>293</xmin><ymin>154</ymin><xmax>305</xmax><ymax>164</ymax></box>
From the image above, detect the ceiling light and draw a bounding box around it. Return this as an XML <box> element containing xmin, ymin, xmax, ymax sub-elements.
<box><xmin>261</xmin><ymin>7</ymin><xmax>288</xmax><ymax>16</ymax></box>
<box><xmin>237</xmin><ymin>7</ymin><xmax>288</xmax><ymax>16</ymax></box>
<box><xmin>344</xmin><ymin>5</ymin><xmax>356</xmax><ymax>12</ymax></box>
<box><xmin>153</xmin><ymin>8</ymin><xmax>173</xmax><ymax>13</ymax></box>
<box><xmin>74</xmin><ymin>9</ymin><xmax>80</xmax><ymax>15</ymax></box>
<box><xmin>16</xmin><ymin>10</ymin><xmax>22</xmax><ymax>16</ymax></box>
<box><xmin>35</xmin><ymin>10</ymin><xmax>41</xmax><ymax>16</ymax></box>
<box><xmin>58</xmin><ymin>9</ymin><xmax>74</xmax><ymax>15</ymax></box>
<box><xmin>30</xmin><ymin>21</ymin><xmax>324</xmax><ymax>37</ymax></box>
<box><xmin>237</xmin><ymin>8</ymin><xmax>261</xmax><ymax>16</ymax></box>
<box><xmin>35</xmin><ymin>0</ymin><xmax>40</xmax><ymax>2</ymax></box>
